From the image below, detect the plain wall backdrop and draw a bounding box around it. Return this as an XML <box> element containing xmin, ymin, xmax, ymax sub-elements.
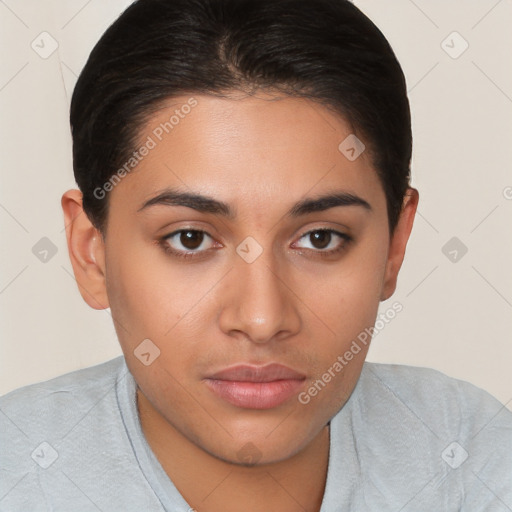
<box><xmin>1</xmin><ymin>0</ymin><xmax>511</xmax><ymax>408</ymax></box>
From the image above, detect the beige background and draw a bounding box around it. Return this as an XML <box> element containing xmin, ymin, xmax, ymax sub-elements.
<box><xmin>1</xmin><ymin>0</ymin><xmax>511</xmax><ymax>407</ymax></box>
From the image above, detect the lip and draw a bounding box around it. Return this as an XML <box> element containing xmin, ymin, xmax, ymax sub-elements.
<box><xmin>204</xmin><ymin>364</ymin><xmax>306</xmax><ymax>409</ymax></box>
<box><xmin>207</xmin><ymin>363</ymin><xmax>306</xmax><ymax>382</ymax></box>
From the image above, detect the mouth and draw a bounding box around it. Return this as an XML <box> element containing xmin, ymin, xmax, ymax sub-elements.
<box><xmin>204</xmin><ymin>363</ymin><xmax>306</xmax><ymax>409</ymax></box>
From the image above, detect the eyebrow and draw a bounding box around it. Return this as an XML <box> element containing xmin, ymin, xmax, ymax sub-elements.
<box><xmin>137</xmin><ymin>188</ymin><xmax>372</xmax><ymax>218</ymax></box>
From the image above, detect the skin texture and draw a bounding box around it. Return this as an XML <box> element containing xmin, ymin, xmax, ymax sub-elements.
<box><xmin>62</xmin><ymin>91</ymin><xmax>418</xmax><ymax>512</ymax></box>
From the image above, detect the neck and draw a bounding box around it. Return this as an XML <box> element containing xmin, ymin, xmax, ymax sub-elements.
<box><xmin>137</xmin><ymin>389</ymin><xmax>330</xmax><ymax>512</ymax></box>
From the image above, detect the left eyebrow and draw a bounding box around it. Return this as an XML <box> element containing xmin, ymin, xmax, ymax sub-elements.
<box><xmin>288</xmin><ymin>192</ymin><xmax>372</xmax><ymax>217</ymax></box>
<box><xmin>137</xmin><ymin>187</ymin><xmax>372</xmax><ymax>218</ymax></box>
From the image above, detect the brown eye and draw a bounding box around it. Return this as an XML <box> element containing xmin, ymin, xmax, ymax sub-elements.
<box><xmin>294</xmin><ymin>229</ymin><xmax>351</xmax><ymax>255</ymax></box>
<box><xmin>162</xmin><ymin>229</ymin><xmax>214</xmax><ymax>254</ymax></box>
<box><xmin>309</xmin><ymin>230</ymin><xmax>331</xmax><ymax>249</ymax></box>
<box><xmin>180</xmin><ymin>230</ymin><xmax>204</xmax><ymax>250</ymax></box>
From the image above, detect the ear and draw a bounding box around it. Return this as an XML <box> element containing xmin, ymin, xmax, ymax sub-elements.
<box><xmin>61</xmin><ymin>189</ymin><xmax>109</xmax><ymax>310</ymax></box>
<box><xmin>381</xmin><ymin>187</ymin><xmax>419</xmax><ymax>301</ymax></box>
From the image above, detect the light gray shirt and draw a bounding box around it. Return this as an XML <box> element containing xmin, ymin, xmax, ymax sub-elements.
<box><xmin>1</xmin><ymin>356</ymin><xmax>511</xmax><ymax>511</ymax></box>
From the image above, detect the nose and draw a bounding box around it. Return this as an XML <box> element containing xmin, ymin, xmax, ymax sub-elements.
<box><xmin>217</xmin><ymin>248</ymin><xmax>302</xmax><ymax>345</ymax></box>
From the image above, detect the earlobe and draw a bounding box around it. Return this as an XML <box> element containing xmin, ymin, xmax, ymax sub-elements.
<box><xmin>61</xmin><ymin>189</ymin><xmax>109</xmax><ymax>310</ymax></box>
<box><xmin>380</xmin><ymin>188</ymin><xmax>419</xmax><ymax>301</ymax></box>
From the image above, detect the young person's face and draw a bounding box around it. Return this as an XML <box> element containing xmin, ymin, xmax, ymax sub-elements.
<box><xmin>63</xmin><ymin>92</ymin><xmax>417</xmax><ymax>465</ymax></box>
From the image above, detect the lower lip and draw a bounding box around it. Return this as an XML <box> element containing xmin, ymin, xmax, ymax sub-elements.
<box><xmin>204</xmin><ymin>379</ymin><xmax>304</xmax><ymax>409</ymax></box>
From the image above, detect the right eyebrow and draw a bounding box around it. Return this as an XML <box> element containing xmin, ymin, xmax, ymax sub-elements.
<box><xmin>137</xmin><ymin>188</ymin><xmax>235</xmax><ymax>218</ymax></box>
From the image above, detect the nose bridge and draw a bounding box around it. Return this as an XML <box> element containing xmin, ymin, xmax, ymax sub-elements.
<box><xmin>218</xmin><ymin>243</ymin><xmax>301</xmax><ymax>343</ymax></box>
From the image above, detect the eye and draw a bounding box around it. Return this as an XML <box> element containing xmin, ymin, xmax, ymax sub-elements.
<box><xmin>160</xmin><ymin>229</ymin><xmax>216</xmax><ymax>258</ymax></box>
<box><xmin>293</xmin><ymin>229</ymin><xmax>351</xmax><ymax>255</ymax></box>
<box><xmin>159</xmin><ymin>227</ymin><xmax>351</xmax><ymax>260</ymax></box>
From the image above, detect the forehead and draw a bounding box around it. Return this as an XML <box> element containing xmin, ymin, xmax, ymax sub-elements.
<box><xmin>108</xmin><ymin>92</ymin><xmax>384</xmax><ymax>215</ymax></box>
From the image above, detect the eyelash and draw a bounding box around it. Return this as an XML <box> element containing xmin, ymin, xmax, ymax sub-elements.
<box><xmin>158</xmin><ymin>228</ymin><xmax>353</xmax><ymax>260</ymax></box>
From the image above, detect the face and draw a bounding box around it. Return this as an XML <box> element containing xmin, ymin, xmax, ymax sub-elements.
<box><xmin>63</xmin><ymin>91</ymin><xmax>417</xmax><ymax>466</ymax></box>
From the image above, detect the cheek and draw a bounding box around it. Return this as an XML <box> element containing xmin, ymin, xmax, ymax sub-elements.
<box><xmin>304</xmin><ymin>237</ymin><xmax>388</xmax><ymax>332</ymax></box>
<box><xmin>296</xmin><ymin>231</ymin><xmax>388</xmax><ymax>394</ymax></box>
<box><xmin>104</xmin><ymin>240</ymin><xmax>219</xmax><ymax>363</ymax></box>
<box><xmin>105</xmin><ymin>219</ymin><xmax>388</xmax><ymax>373</ymax></box>
<box><xmin>104</xmin><ymin>239</ymin><xmax>176</xmax><ymax>341</ymax></box>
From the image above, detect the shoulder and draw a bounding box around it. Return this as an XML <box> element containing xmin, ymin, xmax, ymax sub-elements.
<box><xmin>358</xmin><ymin>361</ymin><xmax>510</xmax><ymax>421</ymax></box>
<box><xmin>345</xmin><ymin>362</ymin><xmax>512</xmax><ymax>508</ymax></box>
<box><xmin>0</xmin><ymin>356</ymin><xmax>128</xmax><ymax>446</ymax></box>
<box><xmin>0</xmin><ymin>357</ymin><xmax>132</xmax><ymax>510</ymax></box>
<box><xmin>356</xmin><ymin>361</ymin><xmax>512</xmax><ymax>441</ymax></box>
<box><xmin>1</xmin><ymin>356</ymin><xmax>126</xmax><ymax>405</ymax></box>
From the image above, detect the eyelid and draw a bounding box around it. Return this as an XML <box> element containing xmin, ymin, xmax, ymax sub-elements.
<box><xmin>163</xmin><ymin>228</ymin><xmax>217</xmax><ymax>250</ymax></box>
<box><xmin>162</xmin><ymin>226</ymin><xmax>348</xmax><ymax>244</ymax></box>
<box><xmin>159</xmin><ymin>225</ymin><xmax>352</xmax><ymax>259</ymax></box>
<box><xmin>292</xmin><ymin>227</ymin><xmax>351</xmax><ymax>249</ymax></box>
<box><xmin>298</xmin><ymin>227</ymin><xmax>349</xmax><ymax>239</ymax></box>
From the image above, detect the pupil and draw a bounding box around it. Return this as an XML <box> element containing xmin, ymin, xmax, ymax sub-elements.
<box><xmin>311</xmin><ymin>231</ymin><xmax>330</xmax><ymax>249</ymax></box>
<box><xmin>181</xmin><ymin>230</ymin><xmax>203</xmax><ymax>250</ymax></box>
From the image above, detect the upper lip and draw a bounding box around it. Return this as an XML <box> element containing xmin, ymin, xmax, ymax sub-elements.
<box><xmin>206</xmin><ymin>363</ymin><xmax>306</xmax><ymax>382</ymax></box>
